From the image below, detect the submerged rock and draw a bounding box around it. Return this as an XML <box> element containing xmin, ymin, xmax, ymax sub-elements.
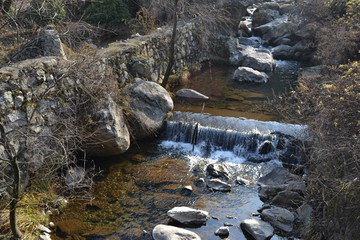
<box><xmin>167</xmin><ymin>207</ymin><xmax>209</xmax><ymax>225</ymax></box>
<box><xmin>240</xmin><ymin>218</ymin><xmax>274</xmax><ymax>240</ymax></box>
<box><xmin>152</xmin><ymin>224</ymin><xmax>201</xmax><ymax>240</ymax></box>
<box><xmin>176</xmin><ymin>89</ymin><xmax>209</xmax><ymax>100</ymax></box>
<box><xmin>207</xmin><ymin>179</ymin><xmax>231</xmax><ymax>192</ymax></box>
<box><xmin>233</xmin><ymin>66</ymin><xmax>269</xmax><ymax>84</ymax></box>
<box><xmin>261</xmin><ymin>206</ymin><xmax>295</xmax><ymax>232</ymax></box>
<box><xmin>125</xmin><ymin>79</ymin><xmax>173</xmax><ymax>139</ymax></box>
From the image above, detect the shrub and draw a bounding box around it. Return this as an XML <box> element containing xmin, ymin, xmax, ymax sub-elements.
<box><xmin>84</xmin><ymin>0</ymin><xmax>131</xmax><ymax>27</ymax></box>
<box><xmin>26</xmin><ymin>0</ymin><xmax>67</xmax><ymax>26</ymax></box>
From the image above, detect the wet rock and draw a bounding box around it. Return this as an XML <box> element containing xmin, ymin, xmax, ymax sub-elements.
<box><xmin>261</xmin><ymin>206</ymin><xmax>295</xmax><ymax>232</ymax></box>
<box><xmin>239</xmin><ymin>19</ymin><xmax>252</xmax><ymax>36</ymax></box>
<box><xmin>215</xmin><ymin>226</ymin><xmax>230</xmax><ymax>238</ymax></box>
<box><xmin>176</xmin><ymin>89</ymin><xmax>209</xmax><ymax>100</ymax></box>
<box><xmin>125</xmin><ymin>79</ymin><xmax>173</xmax><ymax>139</ymax></box>
<box><xmin>296</xmin><ymin>203</ymin><xmax>313</xmax><ymax>225</ymax></box>
<box><xmin>271</xmin><ymin>190</ymin><xmax>305</xmax><ymax>209</ymax></box>
<box><xmin>233</xmin><ymin>66</ymin><xmax>269</xmax><ymax>84</ymax></box>
<box><xmin>167</xmin><ymin>207</ymin><xmax>209</xmax><ymax>225</ymax></box>
<box><xmin>90</xmin><ymin>95</ymin><xmax>130</xmax><ymax>156</ymax></box>
<box><xmin>258</xmin><ymin>141</ymin><xmax>275</xmax><ymax>154</ymax></box>
<box><xmin>65</xmin><ymin>166</ymin><xmax>85</xmax><ymax>187</ymax></box>
<box><xmin>240</xmin><ymin>218</ymin><xmax>274</xmax><ymax>240</ymax></box>
<box><xmin>180</xmin><ymin>185</ymin><xmax>194</xmax><ymax>196</ymax></box>
<box><xmin>152</xmin><ymin>224</ymin><xmax>201</xmax><ymax>240</ymax></box>
<box><xmin>206</xmin><ymin>163</ymin><xmax>230</xmax><ymax>179</ymax></box>
<box><xmin>236</xmin><ymin>176</ymin><xmax>251</xmax><ymax>186</ymax></box>
<box><xmin>207</xmin><ymin>179</ymin><xmax>231</xmax><ymax>192</ymax></box>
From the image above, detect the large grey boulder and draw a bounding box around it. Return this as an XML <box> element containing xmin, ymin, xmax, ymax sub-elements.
<box><xmin>152</xmin><ymin>224</ymin><xmax>201</xmax><ymax>240</ymax></box>
<box><xmin>167</xmin><ymin>207</ymin><xmax>209</xmax><ymax>225</ymax></box>
<box><xmin>176</xmin><ymin>89</ymin><xmax>209</xmax><ymax>100</ymax></box>
<box><xmin>261</xmin><ymin>206</ymin><xmax>295</xmax><ymax>232</ymax></box>
<box><xmin>233</xmin><ymin>67</ymin><xmax>269</xmax><ymax>84</ymax></box>
<box><xmin>228</xmin><ymin>43</ymin><xmax>275</xmax><ymax>72</ymax></box>
<box><xmin>125</xmin><ymin>80</ymin><xmax>173</xmax><ymax>139</ymax></box>
<box><xmin>240</xmin><ymin>218</ymin><xmax>274</xmax><ymax>240</ymax></box>
<box><xmin>253</xmin><ymin>16</ymin><xmax>294</xmax><ymax>43</ymax></box>
<box><xmin>252</xmin><ymin>2</ymin><xmax>280</xmax><ymax>27</ymax></box>
<box><xmin>89</xmin><ymin>95</ymin><xmax>130</xmax><ymax>156</ymax></box>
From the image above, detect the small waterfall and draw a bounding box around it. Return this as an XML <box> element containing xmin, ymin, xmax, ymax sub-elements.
<box><xmin>159</xmin><ymin>112</ymin><xmax>308</xmax><ymax>165</ymax></box>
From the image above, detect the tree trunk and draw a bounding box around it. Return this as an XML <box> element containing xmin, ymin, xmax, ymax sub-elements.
<box><xmin>161</xmin><ymin>0</ymin><xmax>179</xmax><ymax>88</ymax></box>
<box><xmin>9</xmin><ymin>155</ymin><xmax>22</xmax><ymax>240</ymax></box>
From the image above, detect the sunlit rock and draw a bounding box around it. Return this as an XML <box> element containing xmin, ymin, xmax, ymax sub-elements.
<box><xmin>167</xmin><ymin>206</ymin><xmax>209</xmax><ymax>225</ymax></box>
<box><xmin>152</xmin><ymin>224</ymin><xmax>201</xmax><ymax>240</ymax></box>
<box><xmin>125</xmin><ymin>79</ymin><xmax>173</xmax><ymax>139</ymax></box>
<box><xmin>176</xmin><ymin>89</ymin><xmax>209</xmax><ymax>100</ymax></box>
<box><xmin>207</xmin><ymin>178</ymin><xmax>231</xmax><ymax>192</ymax></box>
<box><xmin>233</xmin><ymin>66</ymin><xmax>269</xmax><ymax>84</ymax></box>
<box><xmin>261</xmin><ymin>206</ymin><xmax>295</xmax><ymax>232</ymax></box>
<box><xmin>240</xmin><ymin>218</ymin><xmax>274</xmax><ymax>240</ymax></box>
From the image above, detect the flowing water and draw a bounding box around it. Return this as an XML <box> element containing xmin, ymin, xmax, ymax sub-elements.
<box><xmin>51</xmin><ymin>61</ymin><xmax>305</xmax><ymax>240</ymax></box>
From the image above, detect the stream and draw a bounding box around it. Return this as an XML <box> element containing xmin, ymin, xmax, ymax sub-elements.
<box><xmin>51</xmin><ymin>61</ymin><xmax>306</xmax><ymax>240</ymax></box>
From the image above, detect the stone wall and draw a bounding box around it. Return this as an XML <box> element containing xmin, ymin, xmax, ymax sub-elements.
<box><xmin>98</xmin><ymin>21</ymin><xmax>211</xmax><ymax>85</ymax></box>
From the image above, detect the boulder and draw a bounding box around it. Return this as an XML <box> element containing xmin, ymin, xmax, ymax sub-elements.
<box><xmin>258</xmin><ymin>184</ymin><xmax>288</xmax><ymax>202</ymax></box>
<box><xmin>176</xmin><ymin>89</ymin><xmax>209</xmax><ymax>100</ymax></box>
<box><xmin>240</xmin><ymin>47</ymin><xmax>275</xmax><ymax>72</ymax></box>
<box><xmin>236</xmin><ymin>176</ymin><xmax>251</xmax><ymax>186</ymax></box>
<box><xmin>233</xmin><ymin>67</ymin><xmax>269</xmax><ymax>84</ymax></box>
<box><xmin>215</xmin><ymin>226</ymin><xmax>230</xmax><ymax>238</ymax></box>
<box><xmin>253</xmin><ymin>16</ymin><xmax>293</xmax><ymax>43</ymax></box>
<box><xmin>125</xmin><ymin>80</ymin><xmax>173</xmax><ymax>139</ymax></box>
<box><xmin>152</xmin><ymin>224</ymin><xmax>201</xmax><ymax>240</ymax></box>
<box><xmin>271</xmin><ymin>45</ymin><xmax>294</xmax><ymax>60</ymax></box>
<box><xmin>89</xmin><ymin>95</ymin><xmax>130</xmax><ymax>156</ymax></box>
<box><xmin>206</xmin><ymin>163</ymin><xmax>230</xmax><ymax>179</ymax></box>
<box><xmin>252</xmin><ymin>2</ymin><xmax>280</xmax><ymax>27</ymax></box>
<box><xmin>261</xmin><ymin>206</ymin><xmax>295</xmax><ymax>232</ymax></box>
<box><xmin>12</xmin><ymin>25</ymin><xmax>66</xmax><ymax>62</ymax></box>
<box><xmin>258</xmin><ymin>167</ymin><xmax>302</xmax><ymax>186</ymax></box>
<box><xmin>240</xmin><ymin>218</ymin><xmax>274</xmax><ymax>240</ymax></box>
<box><xmin>238</xmin><ymin>18</ymin><xmax>252</xmax><ymax>36</ymax></box>
<box><xmin>271</xmin><ymin>190</ymin><xmax>305</xmax><ymax>209</ymax></box>
<box><xmin>207</xmin><ymin>179</ymin><xmax>231</xmax><ymax>192</ymax></box>
<box><xmin>167</xmin><ymin>207</ymin><xmax>209</xmax><ymax>225</ymax></box>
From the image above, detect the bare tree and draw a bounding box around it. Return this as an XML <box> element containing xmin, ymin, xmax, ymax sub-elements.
<box><xmin>149</xmin><ymin>0</ymin><xmax>232</xmax><ymax>87</ymax></box>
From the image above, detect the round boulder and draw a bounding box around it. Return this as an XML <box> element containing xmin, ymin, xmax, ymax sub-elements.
<box><xmin>125</xmin><ymin>80</ymin><xmax>173</xmax><ymax>139</ymax></box>
<box><xmin>152</xmin><ymin>224</ymin><xmax>201</xmax><ymax>240</ymax></box>
<box><xmin>167</xmin><ymin>206</ymin><xmax>209</xmax><ymax>225</ymax></box>
<box><xmin>233</xmin><ymin>67</ymin><xmax>269</xmax><ymax>84</ymax></box>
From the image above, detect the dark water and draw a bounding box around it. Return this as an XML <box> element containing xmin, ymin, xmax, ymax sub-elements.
<box><xmin>51</xmin><ymin>61</ymin><xmax>303</xmax><ymax>240</ymax></box>
<box><xmin>174</xmin><ymin>60</ymin><xmax>301</xmax><ymax>121</ymax></box>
